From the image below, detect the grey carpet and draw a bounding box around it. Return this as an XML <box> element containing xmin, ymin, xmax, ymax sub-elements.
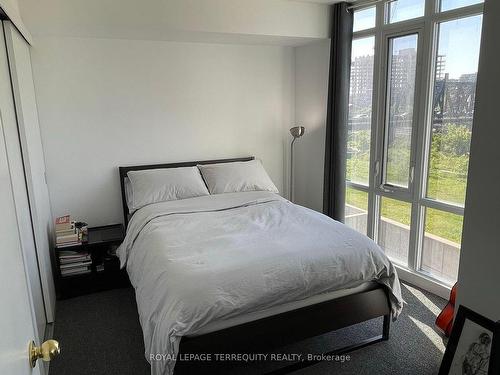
<box><xmin>49</xmin><ymin>282</ymin><xmax>447</xmax><ymax>375</ymax></box>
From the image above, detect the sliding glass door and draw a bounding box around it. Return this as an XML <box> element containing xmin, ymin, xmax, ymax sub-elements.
<box><xmin>345</xmin><ymin>0</ymin><xmax>483</xmax><ymax>287</ymax></box>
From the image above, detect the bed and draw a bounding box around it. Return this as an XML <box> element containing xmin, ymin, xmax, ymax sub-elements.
<box><xmin>117</xmin><ymin>157</ymin><xmax>403</xmax><ymax>375</ymax></box>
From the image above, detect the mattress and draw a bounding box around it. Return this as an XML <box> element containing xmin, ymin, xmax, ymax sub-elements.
<box><xmin>188</xmin><ymin>281</ymin><xmax>377</xmax><ymax>336</ymax></box>
<box><xmin>118</xmin><ymin>191</ymin><xmax>403</xmax><ymax>375</ymax></box>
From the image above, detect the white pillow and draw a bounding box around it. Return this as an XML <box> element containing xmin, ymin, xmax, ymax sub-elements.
<box><xmin>198</xmin><ymin>160</ymin><xmax>279</xmax><ymax>195</ymax></box>
<box><xmin>124</xmin><ymin>177</ymin><xmax>134</xmax><ymax>211</ymax></box>
<box><xmin>127</xmin><ymin>167</ymin><xmax>209</xmax><ymax>212</ymax></box>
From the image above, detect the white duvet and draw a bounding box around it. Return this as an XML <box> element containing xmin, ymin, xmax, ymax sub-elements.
<box><xmin>118</xmin><ymin>191</ymin><xmax>403</xmax><ymax>375</ymax></box>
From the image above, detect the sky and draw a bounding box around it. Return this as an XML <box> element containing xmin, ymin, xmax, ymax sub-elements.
<box><xmin>437</xmin><ymin>15</ymin><xmax>482</xmax><ymax>79</ymax></box>
<box><xmin>352</xmin><ymin>10</ymin><xmax>483</xmax><ymax>79</ymax></box>
<box><xmin>441</xmin><ymin>0</ymin><xmax>484</xmax><ymax>11</ymax></box>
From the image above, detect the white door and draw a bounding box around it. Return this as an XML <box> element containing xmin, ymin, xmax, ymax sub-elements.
<box><xmin>0</xmin><ymin>22</ymin><xmax>46</xmax><ymax>343</ymax></box>
<box><xmin>3</xmin><ymin>21</ymin><xmax>56</xmax><ymax>322</ymax></box>
<box><xmin>0</xmin><ymin>90</ymin><xmax>42</xmax><ymax>375</ymax></box>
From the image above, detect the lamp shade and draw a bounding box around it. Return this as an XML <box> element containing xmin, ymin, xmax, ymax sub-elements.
<box><xmin>290</xmin><ymin>126</ymin><xmax>305</xmax><ymax>138</ymax></box>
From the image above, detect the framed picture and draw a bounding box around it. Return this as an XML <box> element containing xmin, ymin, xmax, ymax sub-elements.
<box><xmin>439</xmin><ymin>305</ymin><xmax>500</xmax><ymax>375</ymax></box>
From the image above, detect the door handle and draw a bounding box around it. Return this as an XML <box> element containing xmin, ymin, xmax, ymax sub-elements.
<box><xmin>29</xmin><ymin>339</ymin><xmax>60</xmax><ymax>368</ymax></box>
<box><xmin>409</xmin><ymin>166</ymin><xmax>415</xmax><ymax>185</ymax></box>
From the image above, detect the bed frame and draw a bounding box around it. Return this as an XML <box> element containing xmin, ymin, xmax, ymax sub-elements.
<box><xmin>118</xmin><ymin>157</ymin><xmax>392</xmax><ymax>374</ymax></box>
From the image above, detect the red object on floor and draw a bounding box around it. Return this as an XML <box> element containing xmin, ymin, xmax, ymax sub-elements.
<box><xmin>435</xmin><ymin>282</ymin><xmax>457</xmax><ymax>337</ymax></box>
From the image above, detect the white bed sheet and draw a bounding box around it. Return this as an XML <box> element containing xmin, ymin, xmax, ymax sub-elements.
<box><xmin>118</xmin><ymin>191</ymin><xmax>403</xmax><ymax>375</ymax></box>
<box><xmin>189</xmin><ymin>281</ymin><xmax>377</xmax><ymax>336</ymax></box>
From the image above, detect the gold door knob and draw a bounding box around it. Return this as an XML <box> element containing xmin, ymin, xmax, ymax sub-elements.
<box><xmin>29</xmin><ymin>339</ymin><xmax>60</xmax><ymax>368</ymax></box>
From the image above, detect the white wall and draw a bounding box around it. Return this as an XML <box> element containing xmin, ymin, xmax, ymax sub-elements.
<box><xmin>18</xmin><ymin>0</ymin><xmax>330</xmax><ymax>44</ymax></box>
<box><xmin>30</xmin><ymin>37</ymin><xmax>294</xmax><ymax>225</ymax></box>
<box><xmin>457</xmin><ymin>0</ymin><xmax>500</xmax><ymax>321</ymax></box>
<box><xmin>293</xmin><ymin>40</ymin><xmax>330</xmax><ymax>211</ymax></box>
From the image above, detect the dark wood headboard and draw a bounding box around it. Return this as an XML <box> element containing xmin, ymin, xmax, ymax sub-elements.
<box><xmin>118</xmin><ymin>156</ymin><xmax>254</xmax><ymax>227</ymax></box>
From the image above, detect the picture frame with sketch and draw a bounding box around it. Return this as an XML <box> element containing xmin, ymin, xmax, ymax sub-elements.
<box><xmin>439</xmin><ymin>305</ymin><xmax>500</xmax><ymax>375</ymax></box>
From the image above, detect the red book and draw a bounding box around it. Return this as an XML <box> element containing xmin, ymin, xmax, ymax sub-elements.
<box><xmin>55</xmin><ymin>215</ymin><xmax>71</xmax><ymax>225</ymax></box>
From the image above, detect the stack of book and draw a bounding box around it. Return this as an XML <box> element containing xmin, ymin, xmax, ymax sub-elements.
<box><xmin>55</xmin><ymin>215</ymin><xmax>81</xmax><ymax>248</ymax></box>
<box><xmin>59</xmin><ymin>250</ymin><xmax>92</xmax><ymax>277</ymax></box>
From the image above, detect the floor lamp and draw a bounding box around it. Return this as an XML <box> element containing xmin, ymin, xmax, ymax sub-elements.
<box><xmin>289</xmin><ymin>126</ymin><xmax>305</xmax><ymax>202</ymax></box>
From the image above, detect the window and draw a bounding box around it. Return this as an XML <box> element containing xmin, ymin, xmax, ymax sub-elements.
<box><xmin>347</xmin><ymin>0</ymin><xmax>483</xmax><ymax>286</ymax></box>
<box><xmin>346</xmin><ymin>34</ymin><xmax>376</xmax><ymax>237</ymax></box>
<box><xmin>440</xmin><ymin>0</ymin><xmax>483</xmax><ymax>12</ymax></box>
<box><xmin>347</xmin><ymin>37</ymin><xmax>375</xmax><ymax>185</ymax></box>
<box><xmin>384</xmin><ymin>33</ymin><xmax>418</xmax><ymax>188</ymax></box>
<box><xmin>378</xmin><ymin>197</ymin><xmax>412</xmax><ymax>265</ymax></box>
<box><xmin>387</xmin><ymin>0</ymin><xmax>425</xmax><ymax>23</ymax></box>
<box><xmin>426</xmin><ymin>15</ymin><xmax>482</xmax><ymax>206</ymax></box>
<box><xmin>345</xmin><ymin>187</ymin><xmax>369</xmax><ymax>235</ymax></box>
<box><xmin>420</xmin><ymin>208</ymin><xmax>463</xmax><ymax>283</ymax></box>
<box><xmin>353</xmin><ymin>6</ymin><xmax>376</xmax><ymax>32</ymax></box>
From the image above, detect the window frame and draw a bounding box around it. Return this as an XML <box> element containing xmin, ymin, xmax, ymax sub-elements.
<box><xmin>347</xmin><ymin>0</ymin><xmax>484</xmax><ymax>287</ymax></box>
<box><xmin>378</xmin><ymin>26</ymin><xmax>424</xmax><ymax>195</ymax></box>
<box><xmin>347</xmin><ymin>35</ymin><xmax>377</xmax><ymax>188</ymax></box>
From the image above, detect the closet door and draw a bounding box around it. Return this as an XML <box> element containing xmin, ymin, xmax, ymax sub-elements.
<box><xmin>0</xmin><ymin>24</ymin><xmax>42</xmax><ymax>375</ymax></box>
<box><xmin>0</xmin><ymin>23</ymin><xmax>47</xmax><ymax>343</ymax></box>
<box><xmin>4</xmin><ymin>21</ymin><xmax>56</xmax><ymax>322</ymax></box>
<box><xmin>0</xmin><ymin>113</ymin><xmax>42</xmax><ymax>375</ymax></box>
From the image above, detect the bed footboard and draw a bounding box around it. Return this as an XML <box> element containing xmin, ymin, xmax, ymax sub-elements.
<box><xmin>174</xmin><ymin>286</ymin><xmax>391</xmax><ymax>374</ymax></box>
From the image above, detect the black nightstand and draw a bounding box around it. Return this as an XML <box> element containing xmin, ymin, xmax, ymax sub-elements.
<box><xmin>54</xmin><ymin>224</ymin><xmax>130</xmax><ymax>299</ymax></box>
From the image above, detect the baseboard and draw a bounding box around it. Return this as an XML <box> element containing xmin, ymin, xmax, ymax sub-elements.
<box><xmin>395</xmin><ymin>265</ymin><xmax>451</xmax><ymax>300</ymax></box>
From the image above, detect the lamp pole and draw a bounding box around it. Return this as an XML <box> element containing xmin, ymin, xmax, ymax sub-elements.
<box><xmin>290</xmin><ymin>137</ymin><xmax>296</xmax><ymax>202</ymax></box>
<box><xmin>289</xmin><ymin>126</ymin><xmax>305</xmax><ymax>203</ymax></box>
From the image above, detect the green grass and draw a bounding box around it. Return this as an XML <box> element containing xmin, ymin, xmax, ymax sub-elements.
<box><xmin>346</xmin><ymin>186</ymin><xmax>464</xmax><ymax>243</ymax></box>
<box><xmin>427</xmin><ymin>152</ymin><xmax>468</xmax><ymax>205</ymax></box>
<box><xmin>424</xmin><ymin>208</ymin><xmax>463</xmax><ymax>244</ymax></box>
<box><xmin>346</xmin><ymin>148</ymin><xmax>467</xmax><ymax>244</ymax></box>
<box><xmin>345</xmin><ymin>187</ymin><xmax>369</xmax><ymax>209</ymax></box>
